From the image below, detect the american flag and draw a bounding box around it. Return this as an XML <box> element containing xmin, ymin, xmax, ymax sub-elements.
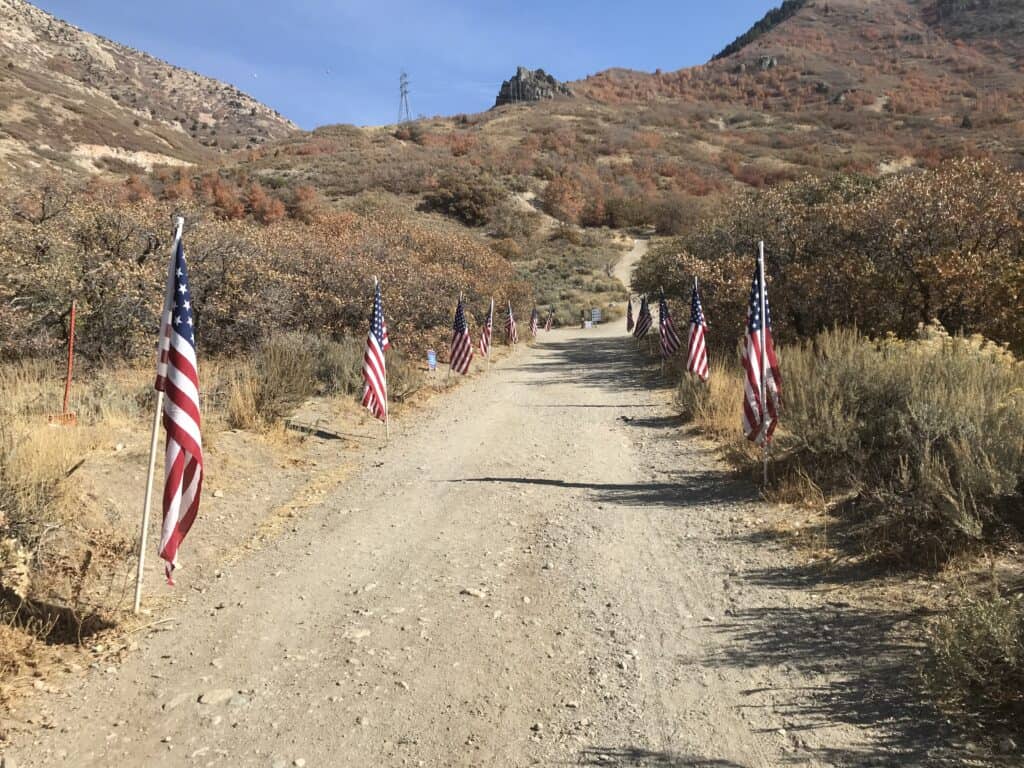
<box><xmin>544</xmin><ymin>311</ymin><xmax>553</xmax><ymax>332</ymax></box>
<box><xmin>450</xmin><ymin>297</ymin><xmax>474</xmax><ymax>374</ymax></box>
<box><xmin>155</xmin><ymin>233</ymin><xmax>203</xmax><ymax>585</ymax></box>
<box><xmin>529</xmin><ymin>307</ymin><xmax>539</xmax><ymax>337</ymax></box>
<box><xmin>658</xmin><ymin>293</ymin><xmax>682</xmax><ymax>358</ymax></box>
<box><xmin>505</xmin><ymin>302</ymin><xmax>518</xmax><ymax>344</ymax></box>
<box><xmin>742</xmin><ymin>256</ymin><xmax>782</xmax><ymax>444</ymax></box>
<box><xmin>361</xmin><ymin>280</ymin><xmax>388</xmax><ymax>422</ymax></box>
<box><xmin>633</xmin><ymin>295</ymin><xmax>652</xmax><ymax>340</ymax></box>
<box><xmin>686</xmin><ymin>280</ymin><xmax>709</xmax><ymax>381</ymax></box>
<box><xmin>626</xmin><ymin>298</ymin><xmax>634</xmax><ymax>332</ymax></box>
<box><xmin>479</xmin><ymin>298</ymin><xmax>493</xmax><ymax>357</ymax></box>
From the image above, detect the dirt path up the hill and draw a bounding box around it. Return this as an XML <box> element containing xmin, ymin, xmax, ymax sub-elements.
<box><xmin>7</xmin><ymin>241</ymin><xmax>964</xmax><ymax>767</ymax></box>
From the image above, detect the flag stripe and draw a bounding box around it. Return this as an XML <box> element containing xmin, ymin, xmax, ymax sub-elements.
<box><xmin>741</xmin><ymin>257</ymin><xmax>782</xmax><ymax>445</ymax></box>
<box><xmin>479</xmin><ymin>299</ymin><xmax>494</xmax><ymax>357</ymax></box>
<box><xmin>156</xmin><ymin>236</ymin><xmax>203</xmax><ymax>585</ymax></box>
<box><xmin>505</xmin><ymin>303</ymin><xmax>518</xmax><ymax>344</ymax></box>
<box><xmin>450</xmin><ymin>298</ymin><xmax>474</xmax><ymax>375</ymax></box>
<box><xmin>686</xmin><ymin>284</ymin><xmax>710</xmax><ymax>381</ymax></box>
<box><xmin>658</xmin><ymin>295</ymin><xmax>681</xmax><ymax>358</ymax></box>
<box><xmin>633</xmin><ymin>296</ymin><xmax>652</xmax><ymax>339</ymax></box>
<box><xmin>362</xmin><ymin>283</ymin><xmax>388</xmax><ymax>421</ymax></box>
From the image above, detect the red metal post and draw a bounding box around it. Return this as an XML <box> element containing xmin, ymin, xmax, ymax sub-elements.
<box><xmin>62</xmin><ymin>301</ymin><xmax>76</xmax><ymax>416</ymax></box>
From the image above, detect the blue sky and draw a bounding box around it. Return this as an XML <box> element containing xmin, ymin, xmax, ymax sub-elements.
<box><xmin>34</xmin><ymin>1</ymin><xmax>779</xmax><ymax>129</ymax></box>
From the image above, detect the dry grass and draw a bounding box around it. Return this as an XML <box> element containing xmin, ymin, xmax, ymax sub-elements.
<box><xmin>0</xmin><ymin>361</ymin><xmax>144</xmax><ymax>676</ymax></box>
<box><xmin>675</xmin><ymin>358</ymin><xmax>760</xmax><ymax>467</ymax></box>
<box><xmin>0</xmin><ymin>361</ymin><xmax>139</xmax><ymax>546</ymax></box>
<box><xmin>222</xmin><ymin>332</ymin><xmax>425</xmax><ymax>431</ymax></box>
<box><xmin>676</xmin><ymin>326</ymin><xmax>1024</xmax><ymax>565</ymax></box>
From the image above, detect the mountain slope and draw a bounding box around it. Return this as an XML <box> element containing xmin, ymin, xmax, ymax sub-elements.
<box><xmin>575</xmin><ymin>0</ymin><xmax>1024</xmax><ymax>124</ymax></box>
<box><xmin>228</xmin><ymin>0</ymin><xmax>1023</xmax><ymax>246</ymax></box>
<box><xmin>0</xmin><ymin>0</ymin><xmax>296</xmax><ymax>176</ymax></box>
<box><xmin>927</xmin><ymin>0</ymin><xmax>1024</xmax><ymax>59</ymax></box>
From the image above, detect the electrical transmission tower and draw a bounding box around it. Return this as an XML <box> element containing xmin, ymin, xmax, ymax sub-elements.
<box><xmin>398</xmin><ymin>71</ymin><xmax>412</xmax><ymax>124</ymax></box>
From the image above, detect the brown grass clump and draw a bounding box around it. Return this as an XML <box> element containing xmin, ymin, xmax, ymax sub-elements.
<box><xmin>0</xmin><ymin>361</ymin><xmax>141</xmax><ymax>660</ymax></box>
<box><xmin>225</xmin><ymin>334</ymin><xmax>319</xmax><ymax>430</ymax></box>
<box><xmin>224</xmin><ymin>333</ymin><xmax>425</xmax><ymax>430</ymax></box>
<box><xmin>0</xmin><ymin>362</ymin><xmax>92</xmax><ymax>546</ymax></box>
<box><xmin>676</xmin><ymin>358</ymin><xmax>760</xmax><ymax>467</ymax></box>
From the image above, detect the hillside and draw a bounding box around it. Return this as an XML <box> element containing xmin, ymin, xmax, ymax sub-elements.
<box><xmin>929</xmin><ymin>0</ymin><xmax>1024</xmax><ymax>59</ymax></box>
<box><xmin>0</xmin><ymin>0</ymin><xmax>296</xmax><ymax>177</ymax></box>
<box><xmin>224</xmin><ymin>0</ymin><xmax>1022</xmax><ymax>248</ymax></box>
<box><xmin>578</xmin><ymin>0</ymin><xmax>1024</xmax><ymax>117</ymax></box>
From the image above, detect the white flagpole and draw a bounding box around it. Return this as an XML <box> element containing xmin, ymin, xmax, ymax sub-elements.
<box><xmin>488</xmin><ymin>298</ymin><xmax>493</xmax><ymax>366</ymax></box>
<box><xmin>758</xmin><ymin>241</ymin><xmax>769</xmax><ymax>486</ymax></box>
<box><xmin>134</xmin><ymin>216</ymin><xmax>183</xmax><ymax>614</ymax></box>
<box><xmin>376</xmin><ymin>276</ymin><xmax>389</xmax><ymax>445</ymax></box>
<box><xmin>659</xmin><ymin>286</ymin><xmax>666</xmax><ymax>374</ymax></box>
<box><xmin>633</xmin><ymin>296</ymin><xmax>637</xmax><ymax>348</ymax></box>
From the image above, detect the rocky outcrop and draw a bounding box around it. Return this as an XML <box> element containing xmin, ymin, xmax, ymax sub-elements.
<box><xmin>494</xmin><ymin>66</ymin><xmax>573</xmax><ymax>107</ymax></box>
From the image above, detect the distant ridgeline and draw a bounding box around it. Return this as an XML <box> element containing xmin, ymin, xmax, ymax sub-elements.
<box><xmin>713</xmin><ymin>0</ymin><xmax>809</xmax><ymax>60</ymax></box>
<box><xmin>494</xmin><ymin>66</ymin><xmax>573</xmax><ymax>107</ymax></box>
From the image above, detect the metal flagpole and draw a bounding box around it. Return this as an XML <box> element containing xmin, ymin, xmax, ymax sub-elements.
<box><xmin>488</xmin><ymin>297</ymin><xmax>493</xmax><ymax>367</ymax></box>
<box><xmin>134</xmin><ymin>216</ymin><xmax>184</xmax><ymax>614</ymax></box>
<box><xmin>758</xmin><ymin>241</ymin><xmax>769</xmax><ymax>487</ymax></box>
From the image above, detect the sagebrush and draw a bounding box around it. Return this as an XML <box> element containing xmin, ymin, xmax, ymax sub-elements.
<box><xmin>677</xmin><ymin>325</ymin><xmax>1024</xmax><ymax>565</ymax></box>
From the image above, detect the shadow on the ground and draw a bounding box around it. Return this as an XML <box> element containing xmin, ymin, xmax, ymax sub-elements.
<box><xmin>618</xmin><ymin>414</ymin><xmax>685</xmax><ymax>430</ymax></box>
<box><xmin>706</xmin><ymin>582</ymin><xmax>958</xmax><ymax>765</ymax></box>
<box><xmin>452</xmin><ymin>468</ymin><xmax>756</xmax><ymax>509</ymax></box>
<box><xmin>576</xmin><ymin>748</ymin><xmax>746</xmax><ymax>767</ymax></box>
<box><xmin>1</xmin><ymin>589</ymin><xmax>117</xmax><ymax>646</ymax></box>
<box><xmin>512</xmin><ymin>335</ymin><xmax>669</xmax><ymax>394</ymax></box>
<box><xmin>513</xmin><ymin>328</ymin><xmax>964</xmax><ymax>765</ymax></box>
<box><xmin>524</xmin><ymin>404</ymin><xmax>653</xmax><ymax>409</ymax></box>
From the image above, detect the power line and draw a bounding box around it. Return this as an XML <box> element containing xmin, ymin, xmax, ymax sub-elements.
<box><xmin>398</xmin><ymin>71</ymin><xmax>412</xmax><ymax>124</ymax></box>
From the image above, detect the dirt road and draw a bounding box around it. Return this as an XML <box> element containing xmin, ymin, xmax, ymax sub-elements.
<box><xmin>9</xmin><ymin>241</ymin><xmax>959</xmax><ymax>767</ymax></box>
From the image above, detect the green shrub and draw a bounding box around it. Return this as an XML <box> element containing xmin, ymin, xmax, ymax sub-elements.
<box><xmin>310</xmin><ymin>336</ymin><xmax>365</xmax><ymax>396</ymax></box>
<box><xmin>926</xmin><ymin>588</ymin><xmax>1024</xmax><ymax>720</ymax></box>
<box><xmin>420</xmin><ymin>171</ymin><xmax>507</xmax><ymax>226</ymax></box>
<box><xmin>487</xmin><ymin>199</ymin><xmax>541</xmax><ymax>240</ymax></box>
<box><xmin>778</xmin><ymin>325</ymin><xmax>1024</xmax><ymax>564</ymax></box>
<box><xmin>387</xmin><ymin>350</ymin><xmax>423</xmax><ymax>402</ymax></box>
